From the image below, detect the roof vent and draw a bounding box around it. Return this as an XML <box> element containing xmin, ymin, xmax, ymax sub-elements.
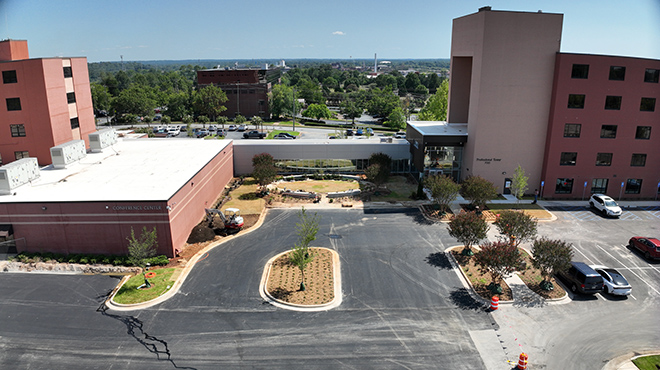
<box><xmin>0</xmin><ymin>158</ymin><xmax>40</xmax><ymax>195</ymax></box>
<box><xmin>50</xmin><ymin>140</ymin><xmax>86</xmax><ymax>169</ymax></box>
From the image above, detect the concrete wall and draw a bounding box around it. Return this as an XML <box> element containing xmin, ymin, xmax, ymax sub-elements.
<box><xmin>449</xmin><ymin>9</ymin><xmax>563</xmax><ymax>193</ymax></box>
<box><xmin>542</xmin><ymin>54</ymin><xmax>660</xmax><ymax>199</ymax></box>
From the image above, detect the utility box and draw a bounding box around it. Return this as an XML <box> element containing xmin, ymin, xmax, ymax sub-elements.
<box><xmin>50</xmin><ymin>140</ymin><xmax>86</xmax><ymax>169</ymax></box>
<box><xmin>0</xmin><ymin>158</ymin><xmax>40</xmax><ymax>195</ymax></box>
<box><xmin>89</xmin><ymin>129</ymin><xmax>118</xmax><ymax>152</ymax></box>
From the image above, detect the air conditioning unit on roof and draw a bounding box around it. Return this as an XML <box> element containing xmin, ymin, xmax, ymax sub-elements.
<box><xmin>50</xmin><ymin>140</ymin><xmax>86</xmax><ymax>169</ymax></box>
<box><xmin>89</xmin><ymin>128</ymin><xmax>118</xmax><ymax>152</ymax></box>
<box><xmin>0</xmin><ymin>158</ymin><xmax>40</xmax><ymax>195</ymax></box>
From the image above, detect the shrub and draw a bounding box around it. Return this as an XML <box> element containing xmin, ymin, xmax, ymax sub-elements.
<box><xmin>146</xmin><ymin>255</ymin><xmax>170</xmax><ymax>266</ymax></box>
<box><xmin>79</xmin><ymin>257</ymin><xmax>89</xmax><ymax>264</ymax></box>
<box><xmin>239</xmin><ymin>192</ymin><xmax>259</xmax><ymax>200</ymax></box>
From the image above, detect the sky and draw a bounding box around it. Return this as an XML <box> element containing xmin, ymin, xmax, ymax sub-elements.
<box><xmin>1</xmin><ymin>0</ymin><xmax>659</xmax><ymax>63</ymax></box>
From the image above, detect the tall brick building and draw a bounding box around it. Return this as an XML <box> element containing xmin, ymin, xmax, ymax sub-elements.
<box><xmin>0</xmin><ymin>39</ymin><xmax>96</xmax><ymax>166</ymax></box>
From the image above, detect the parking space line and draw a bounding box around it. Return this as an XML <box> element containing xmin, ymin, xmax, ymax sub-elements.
<box><xmin>596</xmin><ymin>244</ymin><xmax>660</xmax><ymax>296</ymax></box>
<box><xmin>572</xmin><ymin>245</ymin><xmax>597</xmax><ymax>264</ymax></box>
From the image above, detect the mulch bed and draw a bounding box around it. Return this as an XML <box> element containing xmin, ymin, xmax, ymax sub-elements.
<box><xmin>451</xmin><ymin>249</ymin><xmax>514</xmax><ymax>301</ymax></box>
<box><xmin>419</xmin><ymin>204</ymin><xmax>454</xmax><ymax>221</ymax></box>
<box><xmin>266</xmin><ymin>247</ymin><xmax>334</xmax><ymax>305</ymax></box>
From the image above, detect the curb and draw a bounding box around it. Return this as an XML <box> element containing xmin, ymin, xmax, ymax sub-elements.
<box><xmin>105</xmin><ymin>208</ymin><xmax>271</xmax><ymax>311</ymax></box>
<box><xmin>444</xmin><ymin>245</ymin><xmax>508</xmax><ymax>306</ymax></box>
<box><xmin>259</xmin><ymin>248</ymin><xmax>342</xmax><ymax>312</ymax></box>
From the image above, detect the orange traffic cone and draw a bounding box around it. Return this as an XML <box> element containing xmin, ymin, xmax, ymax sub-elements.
<box><xmin>490</xmin><ymin>296</ymin><xmax>499</xmax><ymax>310</ymax></box>
<box><xmin>517</xmin><ymin>352</ymin><xmax>528</xmax><ymax>369</ymax></box>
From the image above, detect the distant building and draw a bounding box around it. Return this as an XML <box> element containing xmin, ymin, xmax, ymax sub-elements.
<box><xmin>197</xmin><ymin>68</ymin><xmax>280</xmax><ymax>119</ymax></box>
<box><xmin>0</xmin><ymin>39</ymin><xmax>96</xmax><ymax>166</ymax></box>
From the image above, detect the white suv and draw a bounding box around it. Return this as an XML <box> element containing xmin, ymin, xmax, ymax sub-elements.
<box><xmin>589</xmin><ymin>194</ymin><xmax>622</xmax><ymax>217</ymax></box>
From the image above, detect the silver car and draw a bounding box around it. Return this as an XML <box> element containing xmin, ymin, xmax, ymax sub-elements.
<box><xmin>591</xmin><ymin>265</ymin><xmax>632</xmax><ymax>296</ymax></box>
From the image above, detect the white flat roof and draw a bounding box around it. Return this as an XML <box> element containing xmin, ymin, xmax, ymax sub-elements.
<box><xmin>408</xmin><ymin>121</ymin><xmax>468</xmax><ymax>136</ymax></box>
<box><xmin>1</xmin><ymin>139</ymin><xmax>231</xmax><ymax>203</ymax></box>
<box><xmin>232</xmin><ymin>137</ymin><xmax>409</xmax><ymax>146</ymax></box>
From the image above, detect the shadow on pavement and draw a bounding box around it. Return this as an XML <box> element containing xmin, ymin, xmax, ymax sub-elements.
<box><xmin>449</xmin><ymin>288</ymin><xmax>485</xmax><ymax>311</ymax></box>
<box><xmin>425</xmin><ymin>252</ymin><xmax>453</xmax><ymax>270</ymax></box>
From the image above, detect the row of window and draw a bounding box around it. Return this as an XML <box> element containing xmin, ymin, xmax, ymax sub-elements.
<box><xmin>2</xmin><ymin>67</ymin><xmax>72</xmax><ymax>84</ymax></box>
<box><xmin>560</xmin><ymin>152</ymin><xmax>647</xmax><ymax>167</ymax></box>
<box><xmin>571</xmin><ymin>64</ymin><xmax>659</xmax><ymax>83</ymax></box>
<box><xmin>5</xmin><ymin>93</ymin><xmax>77</xmax><ymax>112</ymax></box>
<box><xmin>556</xmin><ymin>178</ymin><xmax>644</xmax><ymax>195</ymax></box>
<box><xmin>8</xmin><ymin>118</ymin><xmax>79</xmax><ymax>137</ymax></box>
<box><xmin>567</xmin><ymin>94</ymin><xmax>656</xmax><ymax>111</ymax></box>
<box><xmin>564</xmin><ymin>124</ymin><xmax>651</xmax><ymax>140</ymax></box>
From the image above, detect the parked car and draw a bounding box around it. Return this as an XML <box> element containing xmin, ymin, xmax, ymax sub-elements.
<box><xmin>356</xmin><ymin>128</ymin><xmax>364</xmax><ymax>136</ymax></box>
<box><xmin>237</xmin><ymin>125</ymin><xmax>246</xmax><ymax>132</ymax></box>
<box><xmin>273</xmin><ymin>133</ymin><xmax>294</xmax><ymax>140</ymax></box>
<box><xmin>216</xmin><ymin>129</ymin><xmax>227</xmax><ymax>137</ymax></box>
<box><xmin>179</xmin><ymin>125</ymin><xmax>187</xmax><ymax>131</ymax></box>
<box><xmin>346</xmin><ymin>129</ymin><xmax>353</xmax><ymax>136</ymax></box>
<box><xmin>366</xmin><ymin>128</ymin><xmax>374</xmax><ymax>135</ymax></box>
<box><xmin>589</xmin><ymin>194</ymin><xmax>622</xmax><ymax>217</ymax></box>
<box><xmin>591</xmin><ymin>265</ymin><xmax>632</xmax><ymax>296</ymax></box>
<box><xmin>628</xmin><ymin>236</ymin><xmax>660</xmax><ymax>260</ymax></box>
<box><xmin>557</xmin><ymin>261</ymin><xmax>604</xmax><ymax>294</ymax></box>
<box><xmin>208</xmin><ymin>125</ymin><xmax>217</xmax><ymax>132</ymax></box>
<box><xmin>166</xmin><ymin>127</ymin><xmax>180</xmax><ymax>137</ymax></box>
<box><xmin>195</xmin><ymin>129</ymin><xmax>209</xmax><ymax>138</ymax></box>
<box><xmin>228</xmin><ymin>124</ymin><xmax>237</xmax><ymax>131</ymax></box>
<box><xmin>243</xmin><ymin>130</ymin><xmax>266</xmax><ymax>139</ymax></box>
<box><xmin>274</xmin><ymin>132</ymin><xmax>296</xmax><ymax>139</ymax></box>
<box><xmin>394</xmin><ymin>131</ymin><xmax>406</xmax><ymax>139</ymax></box>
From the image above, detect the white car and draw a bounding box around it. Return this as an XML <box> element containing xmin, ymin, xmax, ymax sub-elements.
<box><xmin>228</xmin><ymin>124</ymin><xmax>237</xmax><ymax>131</ymax></box>
<box><xmin>394</xmin><ymin>131</ymin><xmax>406</xmax><ymax>139</ymax></box>
<box><xmin>589</xmin><ymin>194</ymin><xmax>622</xmax><ymax>217</ymax></box>
<box><xmin>591</xmin><ymin>265</ymin><xmax>632</xmax><ymax>296</ymax></box>
<box><xmin>166</xmin><ymin>127</ymin><xmax>180</xmax><ymax>137</ymax></box>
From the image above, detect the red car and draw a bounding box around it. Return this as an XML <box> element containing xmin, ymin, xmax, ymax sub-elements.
<box><xmin>629</xmin><ymin>237</ymin><xmax>660</xmax><ymax>260</ymax></box>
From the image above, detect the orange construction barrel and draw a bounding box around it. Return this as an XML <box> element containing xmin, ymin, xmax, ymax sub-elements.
<box><xmin>490</xmin><ymin>296</ymin><xmax>499</xmax><ymax>310</ymax></box>
<box><xmin>517</xmin><ymin>352</ymin><xmax>528</xmax><ymax>369</ymax></box>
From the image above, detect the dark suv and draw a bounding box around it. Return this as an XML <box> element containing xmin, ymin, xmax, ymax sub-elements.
<box><xmin>557</xmin><ymin>262</ymin><xmax>604</xmax><ymax>294</ymax></box>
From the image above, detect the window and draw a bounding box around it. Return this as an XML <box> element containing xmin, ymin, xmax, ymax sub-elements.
<box><xmin>555</xmin><ymin>178</ymin><xmax>574</xmax><ymax>194</ymax></box>
<box><xmin>10</xmin><ymin>124</ymin><xmax>26</xmax><ymax>137</ymax></box>
<box><xmin>601</xmin><ymin>125</ymin><xmax>617</xmax><ymax>138</ymax></box>
<box><xmin>2</xmin><ymin>70</ymin><xmax>17</xmax><ymax>84</ymax></box>
<box><xmin>630</xmin><ymin>154</ymin><xmax>647</xmax><ymax>167</ymax></box>
<box><xmin>591</xmin><ymin>179</ymin><xmax>608</xmax><ymax>194</ymax></box>
<box><xmin>563</xmin><ymin>123</ymin><xmax>581</xmax><ymax>138</ymax></box>
<box><xmin>645</xmin><ymin>68</ymin><xmax>659</xmax><ymax>83</ymax></box>
<box><xmin>571</xmin><ymin>64</ymin><xmax>589</xmax><ymax>79</ymax></box>
<box><xmin>640</xmin><ymin>97</ymin><xmax>656</xmax><ymax>112</ymax></box>
<box><xmin>14</xmin><ymin>151</ymin><xmax>29</xmax><ymax>160</ymax></box>
<box><xmin>604</xmin><ymin>96</ymin><xmax>622</xmax><ymax>110</ymax></box>
<box><xmin>596</xmin><ymin>153</ymin><xmax>613</xmax><ymax>166</ymax></box>
<box><xmin>609</xmin><ymin>66</ymin><xmax>626</xmax><ymax>81</ymax></box>
<box><xmin>625</xmin><ymin>179</ymin><xmax>642</xmax><ymax>194</ymax></box>
<box><xmin>635</xmin><ymin>126</ymin><xmax>651</xmax><ymax>140</ymax></box>
<box><xmin>66</xmin><ymin>92</ymin><xmax>76</xmax><ymax>104</ymax></box>
<box><xmin>70</xmin><ymin>117</ymin><xmax>80</xmax><ymax>129</ymax></box>
<box><xmin>63</xmin><ymin>66</ymin><xmax>73</xmax><ymax>78</ymax></box>
<box><xmin>6</xmin><ymin>97</ymin><xmax>21</xmax><ymax>111</ymax></box>
<box><xmin>568</xmin><ymin>94</ymin><xmax>585</xmax><ymax>109</ymax></box>
<box><xmin>560</xmin><ymin>152</ymin><xmax>577</xmax><ymax>166</ymax></box>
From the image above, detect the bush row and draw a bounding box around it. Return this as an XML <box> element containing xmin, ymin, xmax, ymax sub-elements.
<box><xmin>8</xmin><ymin>252</ymin><xmax>169</xmax><ymax>267</ymax></box>
<box><xmin>281</xmin><ymin>174</ymin><xmax>352</xmax><ymax>182</ymax></box>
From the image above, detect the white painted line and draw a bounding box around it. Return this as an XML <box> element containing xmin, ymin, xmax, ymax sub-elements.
<box><xmin>572</xmin><ymin>245</ymin><xmax>597</xmax><ymax>264</ymax></box>
<box><xmin>596</xmin><ymin>244</ymin><xmax>660</xmax><ymax>296</ymax></box>
<box><xmin>629</xmin><ymin>294</ymin><xmax>637</xmax><ymax>300</ymax></box>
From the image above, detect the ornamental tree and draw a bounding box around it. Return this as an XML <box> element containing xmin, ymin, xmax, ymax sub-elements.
<box><xmin>252</xmin><ymin>153</ymin><xmax>278</xmax><ymax>186</ymax></box>
<box><xmin>289</xmin><ymin>207</ymin><xmax>320</xmax><ymax>291</ymax></box>
<box><xmin>461</xmin><ymin>176</ymin><xmax>498</xmax><ymax>209</ymax></box>
<box><xmin>447</xmin><ymin>211</ymin><xmax>489</xmax><ymax>253</ymax></box>
<box><xmin>494</xmin><ymin>210</ymin><xmax>538</xmax><ymax>247</ymax></box>
<box><xmin>532</xmin><ymin>237</ymin><xmax>574</xmax><ymax>285</ymax></box>
<box><xmin>511</xmin><ymin>165</ymin><xmax>529</xmax><ymax>205</ymax></box>
<box><xmin>365</xmin><ymin>153</ymin><xmax>391</xmax><ymax>187</ymax></box>
<box><xmin>127</xmin><ymin>227</ymin><xmax>158</xmax><ymax>272</ymax></box>
<box><xmin>474</xmin><ymin>240</ymin><xmax>525</xmax><ymax>286</ymax></box>
<box><xmin>425</xmin><ymin>174</ymin><xmax>460</xmax><ymax>213</ymax></box>
<box><xmin>301</xmin><ymin>103</ymin><xmax>333</xmax><ymax>121</ymax></box>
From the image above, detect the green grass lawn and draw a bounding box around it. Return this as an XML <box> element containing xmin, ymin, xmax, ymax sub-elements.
<box><xmin>632</xmin><ymin>355</ymin><xmax>660</xmax><ymax>370</ymax></box>
<box><xmin>113</xmin><ymin>268</ymin><xmax>177</xmax><ymax>304</ymax></box>
<box><xmin>371</xmin><ymin>176</ymin><xmax>417</xmax><ymax>202</ymax></box>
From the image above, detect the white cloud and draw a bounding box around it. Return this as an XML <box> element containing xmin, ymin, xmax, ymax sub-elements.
<box><xmin>332</xmin><ymin>31</ymin><xmax>345</xmax><ymax>36</ymax></box>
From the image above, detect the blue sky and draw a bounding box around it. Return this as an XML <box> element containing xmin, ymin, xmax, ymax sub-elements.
<box><xmin>1</xmin><ymin>0</ymin><xmax>659</xmax><ymax>62</ymax></box>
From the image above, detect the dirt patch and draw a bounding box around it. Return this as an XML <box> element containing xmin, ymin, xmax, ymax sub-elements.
<box><xmin>419</xmin><ymin>204</ymin><xmax>454</xmax><ymax>221</ymax></box>
<box><xmin>266</xmin><ymin>247</ymin><xmax>334</xmax><ymax>305</ymax></box>
<box><xmin>516</xmin><ymin>249</ymin><xmax>566</xmax><ymax>299</ymax></box>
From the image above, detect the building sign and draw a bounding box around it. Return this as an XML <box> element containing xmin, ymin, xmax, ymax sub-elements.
<box><xmin>476</xmin><ymin>157</ymin><xmax>502</xmax><ymax>164</ymax></box>
<box><xmin>111</xmin><ymin>205</ymin><xmax>163</xmax><ymax>211</ymax></box>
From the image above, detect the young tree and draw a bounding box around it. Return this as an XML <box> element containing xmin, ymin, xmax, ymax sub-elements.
<box><xmin>289</xmin><ymin>207</ymin><xmax>320</xmax><ymax>291</ymax></box>
<box><xmin>511</xmin><ymin>165</ymin><xmax>529</xmax><ymax>205</ymax></box>
<box><xmin>531</xmin><ymin>237</ymin><xmax>574</xmax><ymax>290</ymax></box>
<box><xmin>301</xmin><ymin>103</ymin><xmax>333</xmax><ymax>121</ymax></box>
<box><xmin>461</xmin><ymin>176</ymin><xmax>498</xmax><ymax>210</ymax></box>
<box><xmin>447</xmin><ymin>211</ymin><xmax>489</xmax><ymax>255</ymax></box>
<box><xmin>366</xmin><ymin>153</ymin><xmax>392</xmax><ymax>187</ymax></box>
<box><xmin>161</xmin><ymin>116</ymin><xmax>171</xmax><ymax>124</ymax></box>
<box><xmin>252</xmin><ymin>153</ymin><xmax>277</xmax><ymax>186</ymax></box>
<box><xmin>216</xmin><ymin>116</ymin><xmax>228</xmax><ymax>129</ymax></box>
<box><xmin>127</xmin><ymin>227</ymin><xmax>158</xmax><ymax>288</ymax></box>
<box><xmin>250</xmin><ymin>116</ymin><xmax>263</xmax><ymax>131</ymax></box>
<box><xmin>424</xmin><ymin>174</ymin><xmax>460</xmax><ymax>213</ymax></box>
<box><xmin>474</xmin><ymin>240</ymin><xmax>525</xmax><ymax>292</ymax></box>
<box><xmin>384</xmin><ymin>107</ymin><xmax>406</xmax><ymax>130</ymax></box>
<box><xmin>494</xmin><ymin>210</ymin><xmax>538</xmax><ymax>247</ymax></box>
<box><xmin>339</xmin><ymin>98</ymin><xmax>363</xmax><ymax>125</ymax></box>
<box><xmin>192</xmin><ymin>84</ymin><xmax>228</xmax><ymax>121</ymax></box>
<box><xmin>418</xmin><ymin>79</ymin><xmax>448</xmax><ymax>121</ymax></box>
<box><xmin>197</xmin><ymin>115</ymin><xmax>210</xmax><ymax>128</ymax></box>
<box><xmin>234</xmin><ymin>114</ymin><xmax>246</xmax><ymax>124</ymax></box>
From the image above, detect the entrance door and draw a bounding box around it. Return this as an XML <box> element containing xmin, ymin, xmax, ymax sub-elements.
<box><xmin>503</xmin><ymin>178</ymin><xmax>512</xmax><ymax>195</ymax></box>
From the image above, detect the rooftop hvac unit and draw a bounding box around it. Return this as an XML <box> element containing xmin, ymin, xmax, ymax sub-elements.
<box><xmin>0</xmin><ymin>158</ymin><xmax>40</xmax><ymax>195</ymax></box>
<box><xmin>50</xmin><ymin>140</ymin><xmax>86</xmax><ymax>169</ymax></box>
<box><xmin>89</xmin><ymin>129</ymin><xmax>118</xmax><ymax>152</ymax></box>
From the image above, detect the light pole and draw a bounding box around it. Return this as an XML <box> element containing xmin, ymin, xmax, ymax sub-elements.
<box><xmin>292</xmin><ymin>87</ymin><xmax>296</xmax><ymax>131</ymax></box>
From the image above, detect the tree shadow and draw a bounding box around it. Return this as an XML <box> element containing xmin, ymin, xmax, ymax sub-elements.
<box><xmin>269</xmin><ymin>287</ymin><xmax>293</xmax><ymax>300</ymax></box>
<box><xmin>509</xmin><ymin>284</ymin><xmax>547</xmax><ymax>308</ymax></box>
<box><xmin>449</xmin><ymin>288</ymin><xmax>485</xmax><ymax>311</ymax></box>
<box><xmin>97</xmin><ymin>301</ymin><xmax>196</xmax><ymax>369</ymax></box>
<box><xmin>425</xmin><ymin>252</ymin><xmax>453</xmax><ymax>270</ymax></box>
